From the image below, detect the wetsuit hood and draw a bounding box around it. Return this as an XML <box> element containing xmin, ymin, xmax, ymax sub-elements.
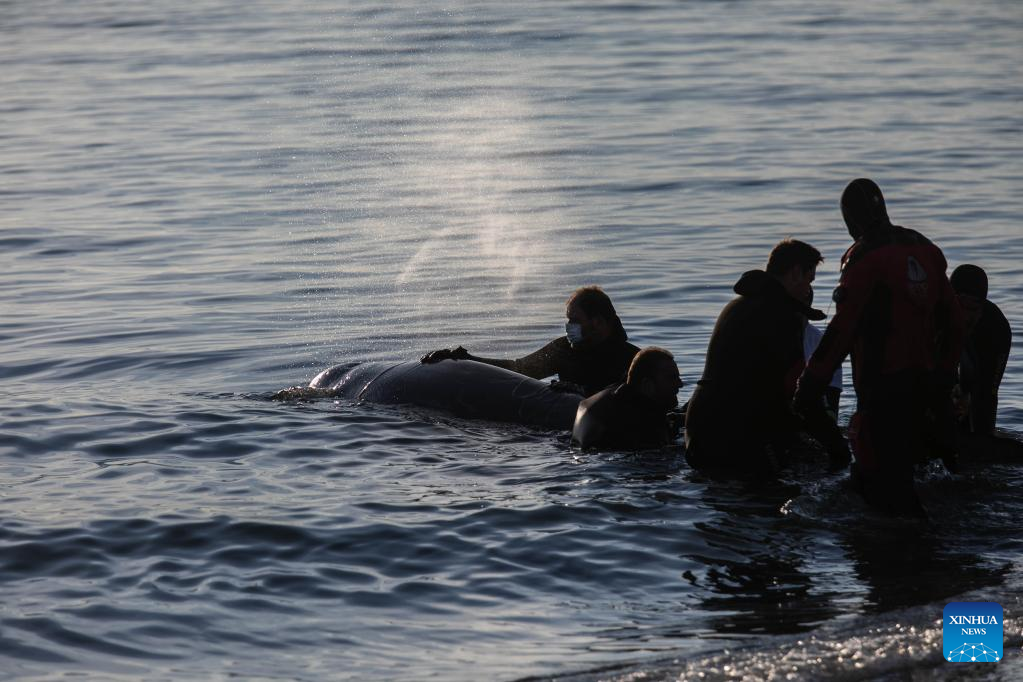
<box><xmin>950</xmin><ymin>264</ymin><xmax>988</xmax><ymax>299</ymax></box>
<box><xmin>841</xmin><ymin>178</ymin><xmax>891</xmax><ymax>240</ymax></box>
<box><xmin>733</xmin><ymin>269</ymin><xmax>826</xmax><ymax>321</ymax></box>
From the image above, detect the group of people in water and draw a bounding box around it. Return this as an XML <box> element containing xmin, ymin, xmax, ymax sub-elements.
<box><xmin>422</xmin><ymin>178</ymin><xmax>1013</xmax><ymax>516</ymax></box>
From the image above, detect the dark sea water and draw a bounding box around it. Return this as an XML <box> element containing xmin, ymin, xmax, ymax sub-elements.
<box><xmin>2</xmin><ymin>1</ymin><xmax>1021</xmax><ymax>680</ymax></box>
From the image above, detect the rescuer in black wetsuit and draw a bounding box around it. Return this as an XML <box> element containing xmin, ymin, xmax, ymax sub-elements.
<box><xmin>794</xmin><ymin>179</ymin><xmax>965</xmax><ymax>516</ymax></box>
<box><xmin>572</xmin><ymin>347</ymin><xmax>683</xmax><ymax>450</ymax></box>
<box><xmin>421</xmin><ymin>286</ymin><xmax>639</xmax><ymax>397</ymax></box>
<box><xmin>685</xmin><ymin>239</ymin><xmax>849</xmax><ymax>475</ymax></box>
<box><xmin>950</xmin><ymin>264</ymin><xmax>1012</xmax><ymax>436</ymax></box>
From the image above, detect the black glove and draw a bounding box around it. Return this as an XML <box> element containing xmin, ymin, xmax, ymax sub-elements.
<box><xmin>420</xmin><ymin>346</ymin><xmax>470</xmax><ymax>364</ymax></box>
<box><xmin>792</xmin><ymin>371</ymin><xmax>827</xmax><ymax>418</ymax></box>
<box><xmin>800</xmin><ymin>405</ymin><xmax>851</xmax><ymax>470</ymax></box>
<box><xmin>793</xmin><ymin>371</ymin><xmax>850</xmax><ymax>470</ymax></box>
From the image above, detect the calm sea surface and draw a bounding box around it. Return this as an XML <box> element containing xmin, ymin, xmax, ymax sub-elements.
<box><xmin>2</xmin><ymin>1</ymin><xmax>1021</xmax><ymax>679</ymax></box>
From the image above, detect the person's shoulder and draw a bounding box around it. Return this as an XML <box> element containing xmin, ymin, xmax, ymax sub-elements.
<box><xmin>525</xmin><ymin>336</ymin><xmax>572</xmax><ymax>371</ymax></box>
<box><xmin>981</xmin><ymin>299</ymin><xmax>1011</xmax><ymax>337</ymax></box>
<box><xmin>578</xmin><ymin>384</ymin><xmax>619</xmax><ymax>411</ymax></box>
<box><xmin>892</xmin><ymin>224</ymin><xmax>933</xmax><ymax>247</ymax></box>
<box><xmin>984</xmin><ymin>298</ymin><xmax>1009</xmax><ymax>321</ymax></box>
<box><xmin>841</xmin><ymin>239</ymin><xmax>873</xmax><ymax>271</ymax></box>
<box><xmin>890</xmin><ymin>225</ymin><xmax>951</xmax><ymax>268</ymax></box>
<box><xmin>573</xmin><ymin>384</ymin><xmax>622</xmax><ymax>448</ymax></box>
<box><xmin>899</xmin><ymin>226</ymin><xmax>951</xmax><ymax>269</ymax></box>
<box><xmin>544</xmin><ymin>336</ymin><xmax>572</xmax><ymax>353</ymax></box>
<box><xmin>598</xmin><ymin>335</ymin><xmax>638</xmax><ymax>362</ymax></box>
<box><xmin>842</xmin><ymin>227</ymin><xmax>928</xmax><ymax>273</ymax></box>
<box><xmin>717</xmin><ymin>292</ymin><xmax>747</xmax><ymax>316</ymax></box>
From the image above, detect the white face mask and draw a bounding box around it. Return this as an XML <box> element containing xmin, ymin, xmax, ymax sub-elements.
<box><xmin>565</xmin><ymin>322</ymin><xmax>584</xmax><ymax>345</ymax></box>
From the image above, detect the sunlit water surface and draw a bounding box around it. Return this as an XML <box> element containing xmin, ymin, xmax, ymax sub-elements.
<box><xmin>2</xmin><ymin>1</ymin><xmax>1022</xmax><ymax>680</ymax></box>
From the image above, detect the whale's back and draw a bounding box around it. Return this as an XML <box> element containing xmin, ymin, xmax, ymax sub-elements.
<box><xmin>311</xmin><ymin>360</ymin><xmax>582</xmax><ymax>430</ymax></box>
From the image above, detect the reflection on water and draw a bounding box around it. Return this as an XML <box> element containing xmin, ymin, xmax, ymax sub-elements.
<box><xmin>691</xmin><ymin>479</ymin><xmax>843</xmax><ymax>638</ymax></box>
<box><xmin>842</xmin><ymin>526</ymin><xmax>1010</xmax><ymax>616</ymax></box>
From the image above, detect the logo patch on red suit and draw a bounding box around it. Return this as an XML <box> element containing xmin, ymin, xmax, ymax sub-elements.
<box><xmin>906</xmin><ymin>256</ymin><xmax>929</xmax><ymax>306</ymax></box>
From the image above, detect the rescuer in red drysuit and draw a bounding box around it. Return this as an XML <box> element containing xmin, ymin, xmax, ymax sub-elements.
<box><xmin>793</xmin><ymin>179</ymin><xmax>965</xmax><ymax>516</ymax></box>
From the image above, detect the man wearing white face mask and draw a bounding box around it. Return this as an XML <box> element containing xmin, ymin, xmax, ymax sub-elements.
<box><xmin>421</xmin><ymin>286</ymin><xmax>639</xmax><ymax>397</ymax></box>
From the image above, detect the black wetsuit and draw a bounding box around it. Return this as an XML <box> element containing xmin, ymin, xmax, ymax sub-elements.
<box><xmin>958</xmin><ymin>299</ymin><xmax>1011</xmax><ymax>435</ymax></box>
<box><xmin>475</xmin><ymin>333</ymin><xmax>639</xmax><ymax>397</ymax></box>
<box><xmin>685</xmin><ymin>270</ymin><xmax>831</xmax><ymax>473</ymax></box>
<box><xmin>573</xmin><ymin>382</ymin><xmax>672</xmax><ymax>450</ymax></box>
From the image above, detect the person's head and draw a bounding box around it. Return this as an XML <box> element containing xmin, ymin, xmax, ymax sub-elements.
<box><xmin>951</xmin><ymin>264</ymin><xmax>988</xmax><ymax>331</ymax></box>
<box><xmin>565</xmin><ymin>286</ymin><xmax>626</xmax><ymax>348</ymax></box>
<box><xmin>766</xmin><ymin>239</ymin><xmax>822</xmax><ymax>303</ymax></box>
<box><xmin>626</xmin><ymin>347</ymin><xmax>682</xmax><ymax>409</ymax></box>
<box><xmin>841</xmin><ymin>178</ymin><xmax>891</xmax><ymax>240</ymax></box>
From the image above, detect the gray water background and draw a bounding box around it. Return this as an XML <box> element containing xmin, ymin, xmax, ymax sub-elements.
<box><xmin>2</xmin><ymin>1</ymin><xmax>1022</xmax><ymax>679</ymax></box>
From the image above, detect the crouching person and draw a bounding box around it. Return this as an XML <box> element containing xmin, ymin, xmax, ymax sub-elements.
<box><xmin>572</xmin><ymin>347</ymin><xmax>683</xmax><ymax>450</ymax></box>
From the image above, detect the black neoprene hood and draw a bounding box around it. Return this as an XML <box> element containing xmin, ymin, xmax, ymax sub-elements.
<box><xmin>841</xmin><ymin>178</ymin><xmax>890</xmax><ymax>240</ymax></box>
<box><xmin>951</xmin><ymin>264</ymin><xmax>988</xmax><ymax>299</ymax></box>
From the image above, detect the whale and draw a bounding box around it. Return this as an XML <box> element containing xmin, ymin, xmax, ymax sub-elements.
<box><xmin>309</xmin><ymin>359</ymin><xmax>582</xmax><ymax>430</ymax></box>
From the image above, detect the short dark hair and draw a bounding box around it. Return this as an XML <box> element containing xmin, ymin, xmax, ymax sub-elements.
<box><xmin>567</xmin><ymin>285</ymin><xmax>627</xmax><ymax>341</ymax></box>
<box><xmin>766</xmin><ymin>239</ymin><xmax>823</xmax><ymax>276</ymax></box>
<box><xmin>627</xmin><ymin>347</ymin><xmax>674</xmax><ymax>384</ymax></box>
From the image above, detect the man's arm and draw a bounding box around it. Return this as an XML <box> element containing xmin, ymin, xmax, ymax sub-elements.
<box><xmin>572</xmin><ymin>398</ymin><xmax>606</xmax><ymax>449</ymax></box>
<box><xmin>923</xmin><ymin>249</ymin><xmax>967</xmax><ymax>467</ymax></box>
<box><xmin>934</xmin><ymin>249</ymin><xmax>966</xmax><ymax>376</ymax></box>
<box><xmin>422</xmin><ymin>338</ymin><xmax>566</xmax><ymax>379</ymax></box>
<box><xmin>472</xmin><ymin>338</ymin><xmax>566</xmax><ymax>379</ymax></box>
<box><xmin>797</xmin><ymin>251</ymin><xmax>878</xmax><ymax>397</ymax></box>
<box><xmin>988</xmin><ymin>310</ymin><xmax>1012</xmax><ymax>432</ymax></box>
<box><xmin>972</xmin><ymin>302</ymin><xmax>1011</xmax><ymax>433</ymax></box>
